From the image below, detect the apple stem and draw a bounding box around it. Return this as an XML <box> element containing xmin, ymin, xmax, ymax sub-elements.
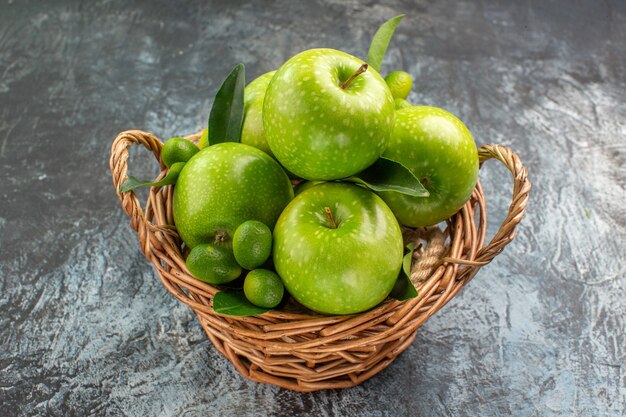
<box><xmin>324</xmin><ymin>207</ymin><xmax>337</xmax><ymax>229</ymax></box>
<box><xmin>340</xmin><ymin>64</ymin><xmax>368</xmax><ymax>89</ymax></box>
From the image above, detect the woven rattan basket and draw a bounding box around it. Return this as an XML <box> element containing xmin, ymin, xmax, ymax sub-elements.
<box><xmin>110</xmin><ymin>129</ymin><xmax>530</xmax><ymax>392</ymax></box>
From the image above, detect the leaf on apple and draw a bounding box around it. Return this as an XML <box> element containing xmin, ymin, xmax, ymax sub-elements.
<box><xmin>212</xmin><ymin>290</ymin><xmax>271</xmax><ymax>316</ymax></box>
<box><xmin>208</xmin><ymin>63</ymin><xmax>246</xmax><ymax>145</ymax></box>
<box><xmin>366</xmin><ymin>14</ymin><xmax>405</xmax><ymax>73</ymax></box>
<box><xmin>346</xmin><ymin>157</ymin><xmax>429</xmax><ymax>197</ymax></box>
<box><xmin>390</xmin><ymin>242</ymin><xmax>419</xmax><ymax>301</ymax></box>
<box><xmin>403</xmin><ymin>242</ymin><xmax>416</xmax><ymax>277</ymax></box>
<box><xmin>119</xmin><ymin>161</ymin><xmax>185</xmax><ymax>193</ymax></box>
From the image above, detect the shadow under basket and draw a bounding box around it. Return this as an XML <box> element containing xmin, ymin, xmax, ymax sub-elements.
<box><xmin>110</xmin><ymin>130</ymin><xmax>531</xmax><ymax>392</ymax></box>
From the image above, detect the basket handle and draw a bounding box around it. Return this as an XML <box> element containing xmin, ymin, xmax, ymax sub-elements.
<box><xmin>109</xmin><ymin>130</ymin><xmax>165</xmax><ymax>254</ymax></box>
<box><xmin>473</xmin><ymin>144</ymin><xmax>531</xmax><ymax>265</ymax></box>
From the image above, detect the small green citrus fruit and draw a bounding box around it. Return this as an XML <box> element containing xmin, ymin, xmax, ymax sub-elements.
<box><xmin>186</xmin><ymin>243</ymin><xmax>242</xmax><ymax>284</ymax></box>
<box><xmin>385</xmin><ymin>71</ymin><xmax>413</xmax><ymax>100</ymax></box>
<box><xmin>233</xmin><ymin>220</ymin><xmax>272</xmax><ymax>270</ymax></box>
<box><xmin>243</xmin><ymin>269</ymin><xmax>284</xmax><ymax>308</ymax></box>
<box><xmin>161</xmin><ymin>137</ymin><xmax>199</xmax><ymax>168</ymax></box>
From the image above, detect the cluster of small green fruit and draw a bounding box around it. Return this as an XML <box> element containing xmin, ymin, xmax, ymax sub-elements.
<box><xmin>122</xmin><ymin>16</ymin><xmax>478</xmax><ymax>316</ymax></box>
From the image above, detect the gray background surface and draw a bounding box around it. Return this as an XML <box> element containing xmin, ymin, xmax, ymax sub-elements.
<box><xmin>1</xmin><ymin>0</ymin><xmax>624</xmax><ymax>416</ymax></box>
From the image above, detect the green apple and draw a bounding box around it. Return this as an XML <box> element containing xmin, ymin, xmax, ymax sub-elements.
<box><xmin>241</xmin><ymin>71</ymin><xmax>276</xmax><ymax>156</ymax></box>
<box><xmin>264</xmin><ymin>48</ymin><xmax>395</xmax><ymax>180</ymax></box>
<box><xmin>293</xmin><ymin>180</ymin><xmax>323</xmax><ymax>196</ymax></box>
<box><xmin>273</xmin><ymin>182</ymin><xmax>403</xmax><ymax>315</ymax></box>
<box><xmin>379</xmin><ymin>106</ymin><xmax>479</xmax><ymax>227</ymax></box>
<box><xmin>173</xmin><ymin>142</ymin><xmax>294</xmax><ymax>248</ymax></box>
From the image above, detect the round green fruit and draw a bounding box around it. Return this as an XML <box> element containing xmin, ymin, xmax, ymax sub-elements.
<box><xmin>173</xmin><ymin>142</ymin><xmax>294</xmax><ymax>248</ymax></box>
<box><xmin>161</xmin><ymin>137</ymin><xmax>199</xmax><ymax>168</ymax></box>
<box><xmin>273</xmin><ymin>182</ymin><xmax>403</xmax><ymax>315</ymax></box>
<box><xmin>294</xmin><ymin>180</ymin><xmax>323</xmax><ymax>196</ymax></box>
<box><xmin>243</xmin><ymin>269</ymin><xmax>284</xmax><ymax>308</ymax></box>
<box><xmin>379</xmin><ymin>106</ymin><xmax>479</xmax><ymax>227</ymax></box>
<box><xmin>384</xmin><ymin>71</ymin><xmax>413</xmax><ymax>100</ymax></box>
<box><xmin>186</xmin><ymin>243</ymin><xmax>242</xmax><ymax>284</ymax></box>
<box><xmin>233</xmin><ymin>220</ymin><xmax>273</xmax><ymax>270</ymax></box>
<box><xmin>241</xmin><ymin>71</ymin><xmax>276</xmax><ymax>156</ymax></box>
<box><xmin>264</xmin><ymin>48</ymin><xmax>395</xmax><ymax>180</ymax></box>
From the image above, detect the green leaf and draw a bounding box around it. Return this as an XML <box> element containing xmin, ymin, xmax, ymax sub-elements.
<box><xmin>119</xmin><ymin>161</ymin><xmax>185</xmax><ymax>193</ymax></box>
<box><xmin>366</xmin><ymin>14</ymin><xmax>405</xmax><ymax>72</ymax></box>
<box><xmin>347</xmin><ymin>157</ymin><xmax>429</xmax><ymax>197</ymax></box>
<box><xmin>213</xmin><ymin>290</ymin><xmax>271</xmax><ymax>316</ymax></box>
<box><xmin>390</xmin><ymin>273</ymin><xmax>418</xmax><ymax>301</ymax></box>
<box><xmin>390</xmin><ymin>242</ymin><xmax>418</xmax><ymax>301</ymax></box>
<box><xmin>208</xmin><ymin>63</ymin><xmax>246</xmax><ymax>145</ymax></box>
<box><xmin>403</xmin><ymin>242</ymin><xmax>415</xmax><ymax>277</ymax></box>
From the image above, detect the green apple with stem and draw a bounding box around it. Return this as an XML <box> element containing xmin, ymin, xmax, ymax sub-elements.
<box><xmin>173</xmin><ymin>142</ymin><xmax>294</xmax><ymax>249</ymax></box>
<box><xmin>273</xmin><ymin>182</ymin><xmax>403</xmax><ymax>315</ymax></box>
<box><xmin>264</xmin><ymin>48</ymin><xmax>395</xmax><ymax>180</ymax></box>
<box><xmin>379</xmin><ymin>106</ymin><xmax>479</xmax><ymax>227</ymax></box>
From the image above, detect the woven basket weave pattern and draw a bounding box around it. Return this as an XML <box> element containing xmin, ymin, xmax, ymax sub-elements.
<box><xmin>110</xmin><ymin>130</ymin><xmax>530</xmax><ymax>392</ymax></box>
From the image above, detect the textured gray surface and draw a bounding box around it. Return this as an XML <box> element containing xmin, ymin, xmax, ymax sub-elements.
<box><xmin>1</xmin><ymin>0</ymin><xmax>625</xmax><ymax>416</ymax></box>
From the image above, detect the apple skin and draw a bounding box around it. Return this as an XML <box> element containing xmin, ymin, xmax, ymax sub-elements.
<box><xmin>379</xmin><ymin>106</ymin><xmax>479</xmax><ymax>227</ymax></box>
<box><xmin>241</xmin><ymin>71</ymin><xmax>276</xmax><ymax>157</ymax></box>
<box><xmin>273</xmin><ymin>182</ymin><xmax>403</xmax><ymax>315</ymax></box>
<box><xmin>173</xmin><ymin>142</ymin><xmax>294</xmax><ymax>248</ymax></box>
<box><xmin>293</xmin><ymin>180</ymin><xmax>323</xmax><ymax>196</ymax></box>
<box><xmin>263</xmin><ymin>48</ymin><xmax>395</xmax><ymax>181</ymax></box>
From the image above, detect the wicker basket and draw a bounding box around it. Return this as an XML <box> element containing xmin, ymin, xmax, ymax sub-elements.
<box><xmin>110</xmin><ymin>130</ymin><xmax>530</xmax><ymax>392</ymax></box>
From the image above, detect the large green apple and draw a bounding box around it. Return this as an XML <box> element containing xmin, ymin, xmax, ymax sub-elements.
<box><xmin>241</xmin><ymin>71</ymin><xmax>276</xmax><ymax>156</ymax></box>
<box><xmin>173</xmin><ymin>142</ymin><xmax>294</xmax><ymax>248</ymax></box>
<box><xmin>263</xmin><ymin>48</ymin><xmax>395</xmax><ymax>180</ymax></box>
<box><xmin>379</xmin><ymin>106</ymin><xmax>479</xmax><ymax>227</ymax></box>
<box><xmin>273</xmin><ymin>182</ymin><xmax>403</xmax><ymax>315</ymax></box>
